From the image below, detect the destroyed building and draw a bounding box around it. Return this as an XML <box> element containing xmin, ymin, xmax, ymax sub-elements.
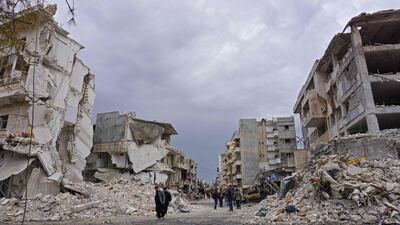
<box><xmin>85</xmin><ymin>111</ymin><xmax>199</xmax><ymax>194</ymax></box>
<box><xmin>0</xmin><ymin>5</ymin><xmax>95</xmax><ymax>198</ymax></box>
<box><xmin>294</xmin><ymin>10</ymin><xmax>400</xmax><ymax>158</ymax></box>
<box><xmin>219</xmin><ymin>117</ymin><xmax>302</xmax><ymax>190</ymax></box>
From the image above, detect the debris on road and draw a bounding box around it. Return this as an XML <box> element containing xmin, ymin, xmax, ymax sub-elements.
<box><xmin>253</xmin><ymin>154</ymin><xmax>400</xmax><ymax>224</ymax></box>
<box><xmin>0</xmin><ymin>176</ymin><xmax>193</xmax><ymax>222</ymax></box>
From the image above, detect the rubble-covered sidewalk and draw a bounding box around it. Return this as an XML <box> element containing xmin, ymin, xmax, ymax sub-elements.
<box><xmin>252</xmin><ymin>154</ymin><xmax>400</xmax><ymax>224</ymax></box>
<box><xmin>0</xmin><ymin>177</ymin><xmax>192</xmax><ymax>222</ymax></box>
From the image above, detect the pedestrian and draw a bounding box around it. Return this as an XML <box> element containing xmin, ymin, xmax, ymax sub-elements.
<box><xmin>227</xmin><ymin>186</ymin><xmax>234</xmax><ymax>211</ymax></box>
<box><xmin>218</xmin><ymin>188</ymin><xmax>224</xmax><ymax>207</ymax></box>
<box><xmin>163</xmin><ymin>187</ymin><xmax>172</xmax><ymax>216</ymax></box>
<box><xmin>212</xmin><ymin>188</ymin><xmax>220</xmax><ymax>209</ymax></box>
<box><xmin>234</xmin><ymin>188</ymin><xmax>242</xmax><ymax>209</ymax></box>
<box><xmin>154</xmin><ymin>186</ymin><xmax>166</xmax><ymax>219</ymax></box>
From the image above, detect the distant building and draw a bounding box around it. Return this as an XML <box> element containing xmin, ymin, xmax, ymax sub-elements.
<box><xmin>220</xmin><ymin>117</ymin><xmax>298</xmax><ymax>190</ymax></box>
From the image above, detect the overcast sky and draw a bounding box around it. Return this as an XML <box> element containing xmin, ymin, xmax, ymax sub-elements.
<box><xmin>54</xmin><ymin>0</ymin><xmax>400</xmax><ymax>183</ymax></box>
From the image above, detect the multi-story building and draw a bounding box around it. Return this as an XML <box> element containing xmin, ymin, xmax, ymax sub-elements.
<box><xmin>294</xmin><ymin>10</ymin><xmax>400</xmax><ymax>154</ymax></box>
<box><xmin>220</xmin><ymin>117</ymin><xmax>297</xmax><ymax>190</ymax></box>
<box><xmin>85</xmin><ymin>111</ymin><xmax>177</xmax><ymax>183</ymax></box>
<box><xmin>163</xmin><ymin>149</ymin><xmax>197</xmax><ymax>193</ymax></box>
<box><xmin>0</xmin><ymin>5</ymin><xmax>95</xmax><ymax>198</ymax></box>
<box><xmin>86</xmin><ymin>111</ymin><xmax>198</xmax><ymax>193</ymax></box>
<box><xmin>258</xmin><ymin>118</ymin><xmax>297</xmax><ymax>173</ymax></box>
<box><xmin>215</xmin><ymin>153</ymin><xmax>225</xmax><ymax>188</ymax></box>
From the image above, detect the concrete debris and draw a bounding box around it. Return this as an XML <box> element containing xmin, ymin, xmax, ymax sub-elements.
<box><xmin>253</xmin><ymin>154</ymin><xmax>400</xmax><ymax>224</ymax></box>
<box><xmin>0</xmin><ymin>177</ymin><xmax>193</xmax><ymax>222</ymax></box>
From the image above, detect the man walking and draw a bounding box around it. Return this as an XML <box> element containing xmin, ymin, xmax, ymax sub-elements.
<box><xmin>227</xmin><ymin>186</ymin><xmax>234</xmax><ymax>211</ymax></box>
<box><xmin>218</xmin><ymin>188</ymin><xmax>224</xmax><ymax>207</ymax></box>
<box><xmin>212</xmin><ymin>188</ymin><xmax>220</xmax><ymax>209</ymax></box>
<box><xmin>163</xmin><ymin>187</ymin><xmax>172</xmax><ymax>216</ymax></box>
<box><xmin>234</xmin><ymin>188</ymin><xmax>242</xmax><ymax>209</ymax></box>
<box><xmin>154</xmin><ymin>186</ymin><xmax>166</xmax><ymax>219</ymax></box>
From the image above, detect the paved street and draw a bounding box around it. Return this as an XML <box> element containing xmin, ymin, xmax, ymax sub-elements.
<box><xmin>5</xmin><ymin>199</ymin><xmax>257</xmax><ymax>225</ymax></box>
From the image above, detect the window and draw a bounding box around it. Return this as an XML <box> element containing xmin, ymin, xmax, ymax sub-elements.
<box><xmin>284</xmin><ymin>139</ymin><xmax>291</xmax><ymax>143</ymax></box>
<box><xmin>0</xmin><ymin>115</ymin><xmax>8</xmax><ymax>129</ymax></box>
<box><xmin>284</xmin><ymin>125</ymin><xmax>289</xmax><ymax>130</ymax></box>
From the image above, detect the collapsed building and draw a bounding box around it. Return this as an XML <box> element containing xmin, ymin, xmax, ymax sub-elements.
<box><xmin>294</xmin><ymin>10</ymin><xmax>400</xmax><ymax>158</ymax></box>
<box><xmin>217</xmin><ymin>117</ymin><xmax>308</xmax><ymax>193</ymax></box>
<box><xmin>0</xmin><ymin>5</ymin><xmax>95</xmax><ymax>198</ymax></box>
<box><xmin>85</xmin><ymin>111</ymin><xmax>199</xmax><ymax>195</ymax></box>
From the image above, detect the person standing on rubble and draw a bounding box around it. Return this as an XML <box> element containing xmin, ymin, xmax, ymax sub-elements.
<box><xmin>154</xmin><ymin>186</ymin><xmax>166</xmax><ymax>219</ymax></box>
<box><xmin>212</xmin><ymin>188</ymin><xmax>220</xmax><ymax>209</ymax></box>
<box><xmin>163</xmin><ymin>187</ymin><xmax>172</xmax><ymax>216</ymax></box>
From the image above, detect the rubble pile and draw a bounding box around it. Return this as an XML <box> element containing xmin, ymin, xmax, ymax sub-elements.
<box><xmin>0</xmin><ymin>177</ymin><xmax>192</xmax><ymax>222</ymax></box>
<box><xmin>255</xmin><ymin>154</ymin><xmax>400</xmax><ymax>224</ymax></box>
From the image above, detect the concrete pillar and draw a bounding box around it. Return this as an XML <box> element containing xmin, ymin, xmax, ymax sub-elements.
<box><xmin>350</xmin><ymin>26</ymin><xmax>380</xmax><ymax>132</ymax></box>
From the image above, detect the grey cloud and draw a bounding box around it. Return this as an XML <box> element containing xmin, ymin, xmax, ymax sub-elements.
<box><xmin>53</xmin><ymin>0</ymin><xmax>400</xmax><ymax>182</ymax></box>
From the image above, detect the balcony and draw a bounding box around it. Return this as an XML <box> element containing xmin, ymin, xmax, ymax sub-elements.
<box><xmin>234</xmin><ymin>174</ymin><xmax>242</xmax><ymax>179</ymax></box>
<box><xmin>0</xmin><ymin>55</ymin><xmax>29</xmax><ymax>101</ymax></box>
<box><xmin>268</xmin><ymin>158</ymin><xmax>281</xmax><ymax>165</ymax></box>
<box><xmin>233</xmin><ymin>160</ymin><xmax>241</xmax><ymax>166</ymax></box>
<box><xmin>309</xmin><ymin>129</ymin><xmax>329</xmax><ymax>148</ymax></box>
<box><xmin>302</xmin><ymin>90</ymin><xmax>327</xmax><ymax>128</ymax></box>
<box><xmin>267</xmin><ymin>145</ymin><xmax>277</xmax><ymax>151</ymax></box>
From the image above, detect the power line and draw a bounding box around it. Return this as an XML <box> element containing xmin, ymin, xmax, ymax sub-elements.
<box><xmin>21</xmin><ymin>14</ymin><xmax>40</xmax><ymax>225</ymax></box>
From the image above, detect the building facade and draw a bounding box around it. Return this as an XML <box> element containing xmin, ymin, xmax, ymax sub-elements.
<box><xmin>0</xmin><ymin>5</ymin><xmax>95</xmax><ymax>198</ymax></box>
<box><xmin>85</xmin><ymin>111</ymin><xmax>199</xmax><ymax>194</ymax></box>
<box><xmin>294</xmin><ymin>10</ymin><xmax>400</xmax><ymax>154</ymax></box>
<box><xmin>220</xmin><ymin>117</ymin><xmax>297</xmax><ymax>190</ymax></box>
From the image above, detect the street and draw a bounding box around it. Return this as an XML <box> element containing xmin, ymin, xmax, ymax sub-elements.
<box><xmin>4</xmin><ymin>199</ymin><xmax>258</xmax><ymax>225</ymax></box>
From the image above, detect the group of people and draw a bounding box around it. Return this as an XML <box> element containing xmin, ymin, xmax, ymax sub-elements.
<box><xmin>154</xmin><ymin>186</ymin><xmax>172</xmax><ymax>219</ymax></box>
<box><xmin>211</xmin><ymin>186</ymin><xmax>242</xmax><ymax>211</ymax></box>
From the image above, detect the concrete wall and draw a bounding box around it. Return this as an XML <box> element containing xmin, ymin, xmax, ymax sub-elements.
<box><xmin>94</xmin><ymin>112</ymin><xmax>127</xmax><ymax>144</ymax></box>
<box><xmin>239</xmin><ymin>119</ymin><xmax>259</xmax><ymax>187</ymax></box>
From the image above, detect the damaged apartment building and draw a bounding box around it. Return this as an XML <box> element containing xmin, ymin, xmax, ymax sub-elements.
<box><xmin>0</xmin><ymin>5</ymin><xmax>95</xmax><ymax>198</ymax></box>
<box><xmin>294</xmin><ymin>10</ymin><xmax>400</xmax><ymax>158</ymax></box>
<box><xmin>217</xmin><ymin>117</ymin><xmax>307</xmax><ymax>191</ymax></box>
<box><xmin>85</xmin><ymin>112</ymin><xmax>198</xmax><ymax>194</ymax></box>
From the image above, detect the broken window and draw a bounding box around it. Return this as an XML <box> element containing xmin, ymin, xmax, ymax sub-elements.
<box><xmin>360</xmin><ymin>22</ymin><xmax>400</xmax><ymax>45</ymax></box>
<box><xmin>0</xmin><ymin>115</ymin><xmax>8</xmax><ymax>129</ymax></box>
<box><xmin>236</xmin><ymin>165</ymin><xmax>241</xmax><ymax>173</ymax></box>
<box><xmin>377</xmin><ymin>114</ymin><xmax>400</xmax><ymax>130</ymax></box>
<box><xmin>281</xmin><ymin>153</ymin><xmax>288</xmax><ymax>164</ymax></box>
<box><xmin>235</xmin><ymin>140</ymin><xmax>240</xmax><ymax>148</ymax></box>
<box><xmin>366</xmin><ymin>52</ymin><xmax>400</xmax><ymax>74</ymax></box>
<box><xmin>339</xmin><ymin>60</ymin><xmax>358</xmax><ymax>94</ymax></box>
<box><xmin>348</xmin><ymin>118</ymin><xmax>368</xmax><ymax>134</ymax></box>
<box><xmin>303</xmin><ymin>100</ymin><xmax>310</xmax><ymax>119</ymax></box>
<box><xmin>330</xmin><ymin>114</ymin><xmax>336</xmax><ymax>127</ymax></box>
<box><xmin>0</xmin><ymin>56</ymin><xmax>13</xmax><ymax>80</ymax></box>
<box><xmin>372</xmin><ymin>82</ymin><xmax>400</xmax><ymax>106</ymax></box>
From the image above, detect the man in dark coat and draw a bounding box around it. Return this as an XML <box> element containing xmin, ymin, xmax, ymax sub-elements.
<box><xmin>218</xmin><ymin>188</ymin><xmax>224</xmax><ymax>207</ymax></box>
<box><xmin>211</xmin><ymin>188</ymin><xmax>220</xmax><ymax>209</ymax></box>
<box><xmin>227</xmin><ymin>186</ymin><xmax>234</xmax><ymax>211</ymax></box>
<box><xmin>163</xmin><ymin>187</ymin><xmax>172</xmax><ymax>216</ymax></box>
<box><xmin>154</xmin><ymin>186</ymin><xmax>166</xmax><ymax>219</ymax></box>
